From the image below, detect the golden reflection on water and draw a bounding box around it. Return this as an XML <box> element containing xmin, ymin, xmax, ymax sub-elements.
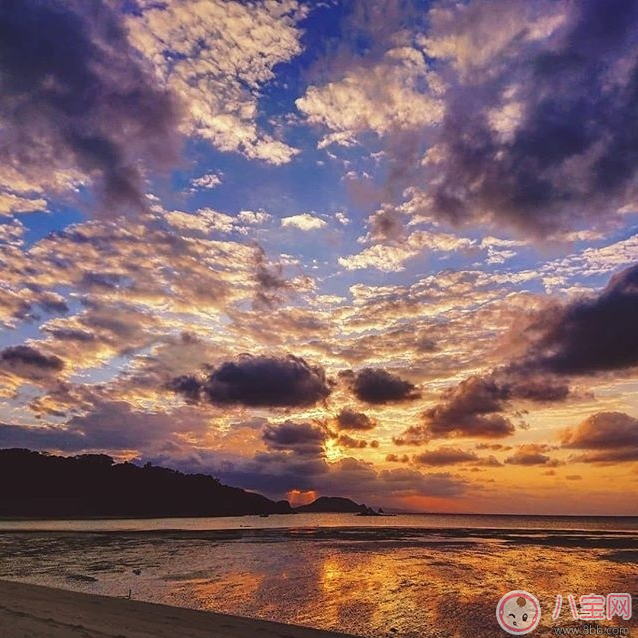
<box><xmin>0</xmin><ymin>529</ymin><xmax>636</xmax><ymax>638</ymax></box>
<box><xmin>171</xmin><ymin>542</ymin><xmax>637</xmax><ymax>638</ymax></box>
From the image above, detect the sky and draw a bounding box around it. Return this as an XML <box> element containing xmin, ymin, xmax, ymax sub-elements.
<box><xmin>1</xmin><ymin>0</ymin><xmax>638</xmax><ymax>515</ymax></box>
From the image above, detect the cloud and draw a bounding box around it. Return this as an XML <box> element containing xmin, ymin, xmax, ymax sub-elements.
<box><xmin>170</xmin><ymin>354</ymin><xmax>331</xmax><ymax>408</ymax></box>
<box><xmin>399</xmin><ymin>372</ymin><xmax>568</xmax><ymax>442</ymax></box>
<box><xmin>281</xmin><ymin>213</ymin><xmax>327</xmax><ymax>231</ymax></box>
<box><xmin>0</xmin><ymin>400</ymin><xmax>210</xmax><ymax>453</ymax></box>
<box><xmin>522</xmin><ymin>263</ymin><xmax>638</xmax><ymax>374</ymax></box>
<box><xmin>561</xmin><ymin>411</ymin><xmax>638</xmax><ymax>463</ymax></box>
<box><xmin>164</xmin><ymin>208</ymin><xmax>236</xmax><ymax>235</ymax></box>
<box><xmin>421</xmin><ymin>375</ymin><xmax>513</xmax><ymax>440</ymax></box>
<box><xmin>335</xmin><ymin>408</ymin><xmax>376</xmax><ymax>431</ymax></box>
<box><xmin>336</xmin><ymin>434</ymin><xmax>369</xmax><ymax>449</ymax></box>
<box><xmin>0</xmin><ymin>191</ymin><xmax>47</xmax><ymax>217</ymax></box>
<box><xmin>413</xmin><ymin>447</ymin><xmax>479</xmax><ymax>466</ymax></box>
<box><xmin>237</xmin><ymin>210</ymin><xmax>271</xmax><ymax>226</ymax></box>
<box><xmin>211</xmin><ymin>452</ymin><xmax>469</xmax><ymax>504</ymax></box>
<box><xmin>504</xmin><ymin>444</ymin><xmax>560</xmax><ymax>466</ymax></box>
<box><xmin>338</xmin><ymin>229</ymin><xmax>474</xmax><ymax>273</ymax></box>
<box><xmin>420</xmin><ymin>0</ymin><xmax>638</xmax><ymax>234</ymax></box>
<box><xmin>263</xmin><ymin>421</ymin><xmax>328</xmax><ymax>457</ymax></box>
<box><xmin>297</xmin><ymin>46</ymin><xmax>443</xmax><ymax>148</ymax></box>
<box><xmin>189</xmin><ymin>173</ymin><xmax>222</xmax><ymax>191</ymax></box>
<box><xmin>0</xmin><ymin>345</ymin><xmax>63</xmax><ymax>373</ymax></box>
<box><xmin>307</xmin><ymin>0</ymin><xmax>638</xmax><ymax>235</ymax></box>
<box><xmin>373</xmin><ymin>466</ymin><xmax>469</xmax><ymax>500</ymax></box>
<box><xmin>0</xmin><ymin>345</ymin><xmax>64</xmax><ymax>390</ymax></box>
<box><xmin>0</xmin><ymin>0</ymin><xmax>181</xmax><ymax>213</ymax></box>
<box><xmin>251</xmin><ymin>246</ymin><xmax>312</xmax><ymax>310</ymax></box>
<box><xmin>386</xmin><ymin>453</ymin><xmax>410</xmax><ymax>463</ymax></box>
<box><xmin>127</xmin><ymin>0</ymin><xmax>303</xmax><ymax>164</ymax></box>
<box><xmin>0</xmin><ymin>423</ymin><xmax>85</xmax><ymax>451</ymax></box>
<box><xmin>346</xmin><ymin>367</ymin><xmax>420</xmax><ymax>404</ymax></box>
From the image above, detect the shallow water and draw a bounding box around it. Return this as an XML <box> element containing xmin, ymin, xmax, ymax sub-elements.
<box><xmin>2</xmin><ymin>511</ymin><xmax>638</xmax><ymax>532</ymax></box>
<box><xmin>0</xmin><ymin>515</ymin><xmax>636</xmax><ymax>637</ymax></box>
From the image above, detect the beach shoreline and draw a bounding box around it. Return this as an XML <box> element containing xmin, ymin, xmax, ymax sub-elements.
<box><xmin>0</xmin><ymin>579</ymin><xmax>357</xmax><ymax>638</ymax></box>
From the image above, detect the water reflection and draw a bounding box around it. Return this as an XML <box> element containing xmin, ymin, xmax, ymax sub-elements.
<box><xmin>0</xmin><ymin>529</ymin><xmax>635</xmax><ymax>637</ymax></box>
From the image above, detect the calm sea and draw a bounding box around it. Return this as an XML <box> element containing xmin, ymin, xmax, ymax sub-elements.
<box><xmin>1</xmin><ymin>511</ymin><xmax>637</xmax><ymax>532</ymax></box>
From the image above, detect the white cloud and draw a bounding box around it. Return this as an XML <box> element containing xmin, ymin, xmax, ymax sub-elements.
<box><xmin>164</xmin><ymin>208</ymin><xmax>236</xmax><ymax>234</ymax></box>
<box><xmin>128</xmin><ymin>0</ymin><xmax>305</xmax><ymax>164</ymax></box>
<box><xmin>237</xmin><ymin>210</ymin><xmax>271</xmax><ymax>225</ymax></box>
<box><xmin>335</xmin><ymin>211</ymin><xmax>350</xmax><ymax>226</ymax></box>
<box><xmin>189</xmin><ymin>172</ymin><xmax>222</xmax><ymax>190</ymax></box>
<box><xmin>339</xmin><ymin>230</ymin><xmax>475</xmax><ymax>272</ymax></box>
<box><xmin>297</xmin><ymin>47</ymin><xmax>443</xmax><ymax>148</ymax></box>
<box><xmin>420</xmin><ymin>0</ymin><xmax>567</xmax><ymax>79</ymax></box>
<box><xmin>281</xmin><ymin>213</ymin><xmax>327</xmax><ymax>231</ymax></box>
<box><xmin>0</xmin><ymin>190</ymin><xmax>47</xmax><ymax>216</ymax></box>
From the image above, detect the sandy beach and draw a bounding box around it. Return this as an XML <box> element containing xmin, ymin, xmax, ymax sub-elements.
<box><xmin>0</xmin><ymin>580</ymin><xmax>356</xmax><ymax>638</ymax></box>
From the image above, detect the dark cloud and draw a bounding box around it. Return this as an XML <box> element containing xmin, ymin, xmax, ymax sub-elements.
<box><xmin>413</xmin><ymin>447</ymin><xmax>502</xmax><ymax>468</ymax></box>
<box><xmin>0</xmin><ymin>345</ymin><xmax>64</xmax><ymax>383</ymax></box>
<box><xmin>0</xmin><ymin>422</ymin><xmax>84</xmax><ymax>451</ymax></box>
<box><xmin>41</xmin><ymin>327</ymin><xmax>96</xmax><ymax>343</ymax></box>
<box><xmin>504</xmin><ymin>444</ymin><xmax>560</xmax><ymax>467</ymax></box>
<box><xmin>366</xmin><ymin>206</ymin><xmax>405</xmax><ymax>242</ymax></box>
<box><xmin>252</xmin><ymin>246</ymin><xmax>297</xmax><ymax>310</ymax></box>
<box><xmin>144</xmin><ymin>441</ymin><xmax>469</xmax><ymax>505</ymax></box>
<box><xmin>65</xmin><ymin>400</ymin><xmax>208</xmax><ymax>451</ymax></box>
<box><xmin>35</xmin><ymin>293</ymin><xmax>69</xmax><ymax>315</ymax></box>
<box><xmin>336</xmin><ymin>434</ymin><xmax>368</xmax><ymax>449</ymax></box>
<box><xmin>397</xmin><ymin>372</ymin><xmax>567</xmax><ymax>442</ymax></box>
<box><xmin>416</xmin><ymin>376</ymin><xmax>514</xmax><ymax>440</ymax></box>
<box><xmin>167</xmin><ymin>375</ymin><xmax>202</xmax><ymax>402</ymax></box>
<box><xmin>385</xmin><ymin>453</ymin><xmax>409</xmax><ymax>463</ymax></box>
<box><xmin>262</xmin><ymin>421</ymin><xmax>327</xmax><ymax>457</ymax></box>
<box><xmin>170</xmin><ymin>354</ymin><xmax>331</xmax><ymax>408</ymax></box>
<box><xmin>522</xmin><ymin>264</ymin><xmax>638</xmax><ymax>375</ymax></box>
<box><xmin>0</xmin><ymin>345</ymin><xmax>64</xmax><ymax>372</ymax></box>
<box><xmin>0</xmin><ymin>0</ymin><xmax>180</xmax><ymax>213</ymax></box>
<box><xmin>335</xmin><ymin>408</ymin><xmax>376</xmax><ymax>431</ymax></box>
<box><xmin>348</xmin><ymin>367</ymin><xmax>420</xmax><ymax>404</ymax></box>
<box><xmin>422</xmin><ymin>0</ymin><xmax>638</xmax><ymax>234</ymax></box>
<box><xmin>474</xmin><ymin>443</ymin><xmax>512</xmax><ymax>451</ymax></box>
<box><xmin>374</xmin><ymin>467</ymin><xmax>469</xmax><ymax>499</ymax></box>
<box><xmin>413</xmin><ymin>447</ymin><xmax>479</xmax><ymax>466</ymax></box>
<box><xmin>561</xmin><ymin>411</ymin><xmax>638</xmax><ymax>463</ymax></box>
<box><xmin>0</xmin><ymin>400</ymin><xmax>208</xmax><ymax>453</ymax></box>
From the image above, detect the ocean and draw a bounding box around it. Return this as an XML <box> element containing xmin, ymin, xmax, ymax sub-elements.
<box><xmin>0</xmin><ymin>513</ymin><xmax>636</xmax><ymax>637</ymax></box>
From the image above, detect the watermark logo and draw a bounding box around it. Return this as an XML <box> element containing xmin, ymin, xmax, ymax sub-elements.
<box><xmin>496</xmin><ymin>590</ymin><xmax>542</xmax><ymax>635</ymax></box>
<box><xmin>497</xmin><ymin>591</ymin><xmax>632</xmax><ymax>634</ymax></box>
<box><xmin>552</xmin><ymin>593</ymin><xmax>632</xmax><ymax>622</ymax></box>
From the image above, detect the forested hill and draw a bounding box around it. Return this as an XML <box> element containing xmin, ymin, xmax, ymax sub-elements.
<box><xmin>0</xmin><ymin>448</ymin><xmax>293</xmax><ymax>518</ymax></box>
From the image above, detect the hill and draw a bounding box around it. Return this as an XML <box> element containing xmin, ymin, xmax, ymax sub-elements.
<box><xmin>0</xmin><ymin>449</ymin><xmax>293</xmax><ymax>518</ymax></box>
<box><xmin>295</xmin><ymin>496</ymin><xmax>374</xmax><ymax>514</ymax></box>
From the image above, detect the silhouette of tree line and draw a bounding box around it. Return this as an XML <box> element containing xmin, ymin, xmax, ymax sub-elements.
<box><xmin>0</xmin><ymin>449</ymin><xmax>293</xmax><ymax>518</ymax></box>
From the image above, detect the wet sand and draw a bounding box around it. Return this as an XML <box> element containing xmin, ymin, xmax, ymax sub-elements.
<box><xmin>0</xmin><ymin>580</ymin><xmax>356</xmax><ymax>638</ymax></box>
<box><xmin>1</xmin><ymin>521</ymin><xmax>636</xmax><ymax>637</ymax></box>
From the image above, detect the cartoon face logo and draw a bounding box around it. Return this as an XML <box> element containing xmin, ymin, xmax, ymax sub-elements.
<box><xmin>496</xmin><ymin>590</ymin><xmax>541</xmax><ymax>634</ymax></box>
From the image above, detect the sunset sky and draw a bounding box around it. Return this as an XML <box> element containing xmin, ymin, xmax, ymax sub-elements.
<box><xmin>1</xmin><ymin>0</ymin><xmax>638</xmax><ymax>515</ymax></box>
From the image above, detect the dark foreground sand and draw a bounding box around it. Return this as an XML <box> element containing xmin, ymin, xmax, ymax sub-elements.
<box><xmin>0</xmin><ymin>580</ymin><xmax>356</xmax><ymax>638</ymax></box>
